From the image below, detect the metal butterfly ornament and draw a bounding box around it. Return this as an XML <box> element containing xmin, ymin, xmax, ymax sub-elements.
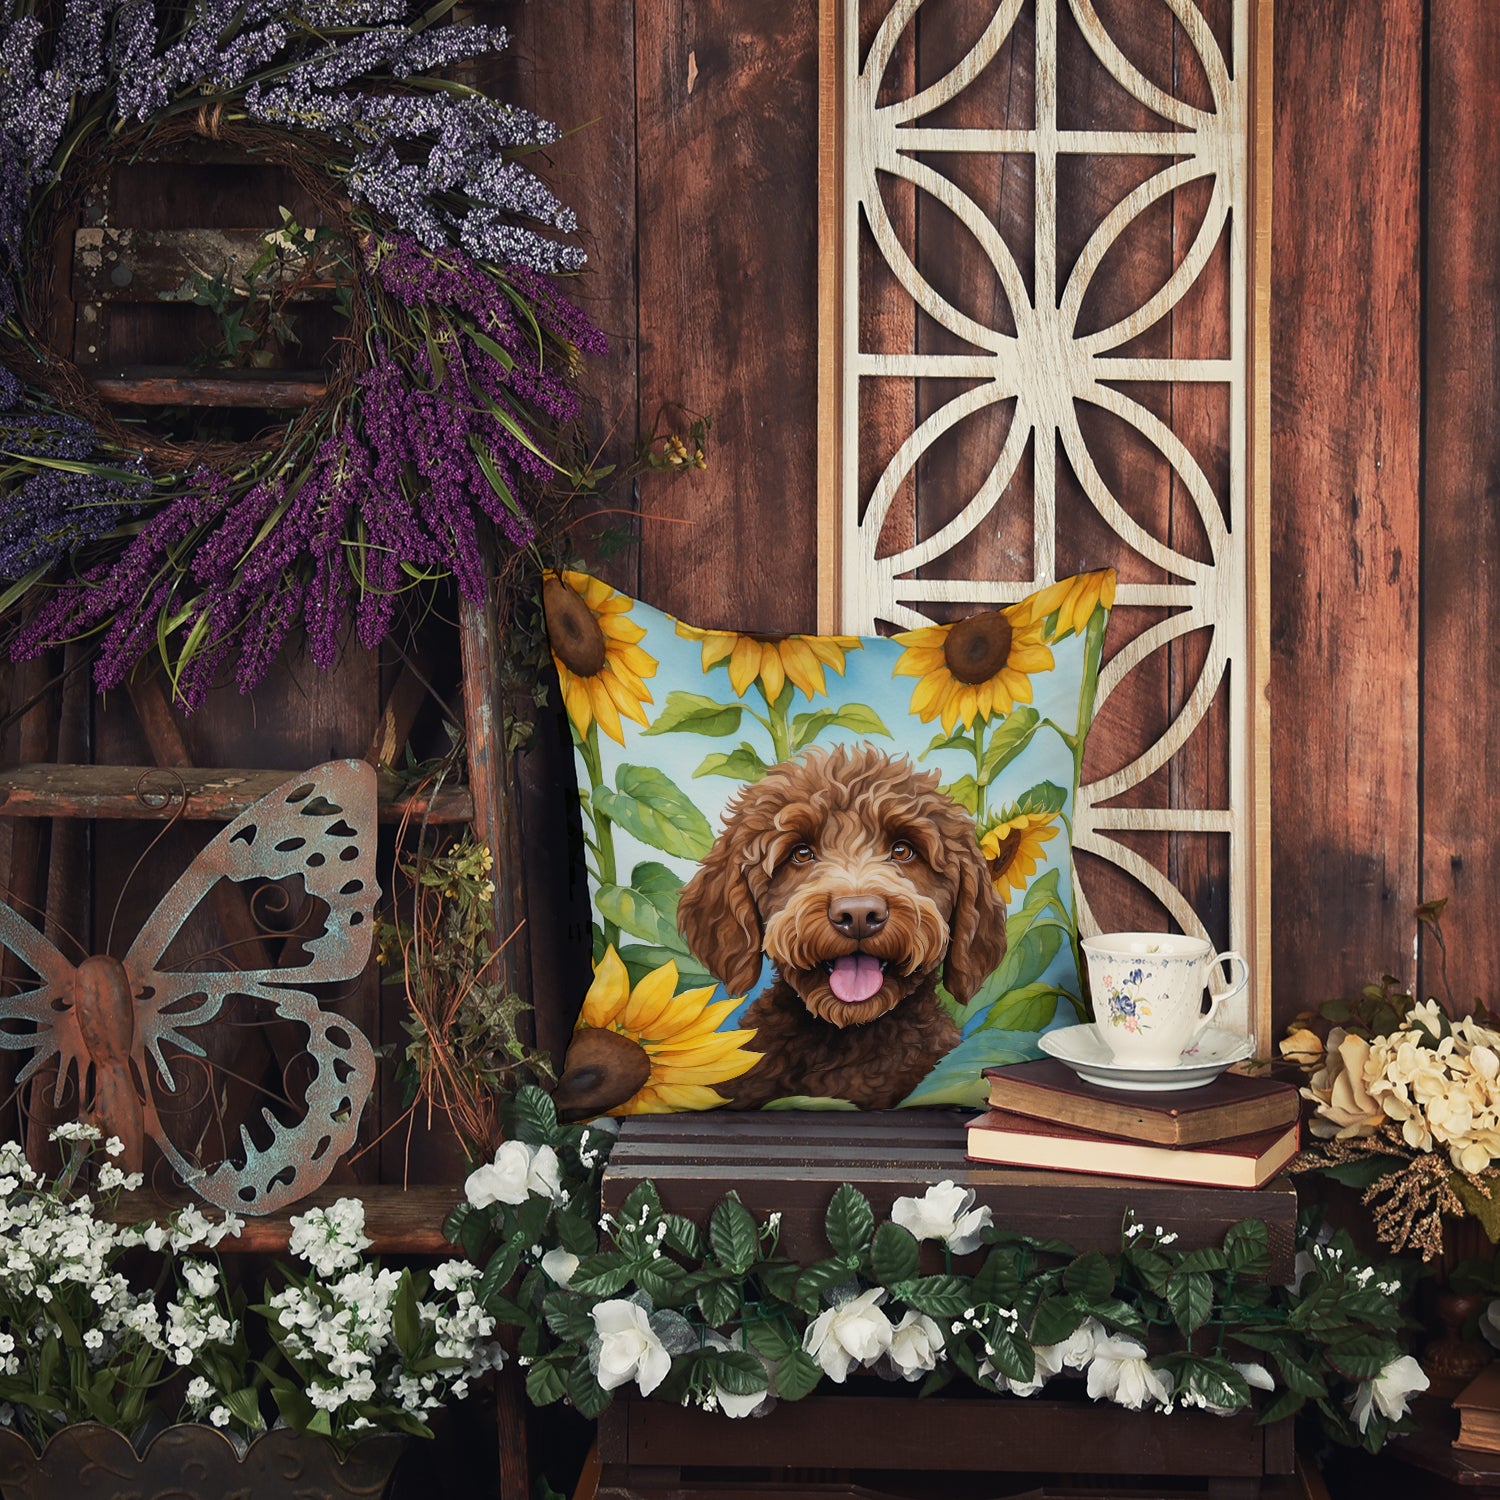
<box><xmin>0</xmin><ymin>761</ymin><xmax>379</xmax><ymax>1214</ymax></box>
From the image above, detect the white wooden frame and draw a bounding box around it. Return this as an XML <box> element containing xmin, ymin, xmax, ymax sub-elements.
<box><xmin>817</xmin><ymin>0</ymin><xmax>1273</xmax><ymax>1050</ymax></box>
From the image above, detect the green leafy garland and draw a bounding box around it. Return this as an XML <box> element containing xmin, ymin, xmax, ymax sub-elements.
<box><xmin>452</xmin><ymin>1089</ymin><xmax>1426</xmax><ymax>1455</ymax></box>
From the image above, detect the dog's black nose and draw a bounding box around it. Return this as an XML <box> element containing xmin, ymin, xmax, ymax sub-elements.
<box><xmin>829</xmin><ymin>893</ymin><xmax>889</xmax><ymax>939</ymax></box>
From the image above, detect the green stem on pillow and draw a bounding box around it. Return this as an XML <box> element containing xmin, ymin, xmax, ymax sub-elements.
<box><xmin>971</xmin><ymin>715</ymin><xmax>990</xmax><ymax>819</ymax></box>
<box><xmin>758</xmin><ymin>680</ymin><xmax>794</xmax><ymax>765</ymax></box>
<box><xmin>578</xmin><ymin>725</ymin><xmax>620</xmax><ymax>948</ymax></box>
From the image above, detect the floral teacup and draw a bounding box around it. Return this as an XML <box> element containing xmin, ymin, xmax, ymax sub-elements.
<box><xmin>1081</xmin><ymin>933</ymin><xmax>1249</xmax><ymax>1068</ymax></box>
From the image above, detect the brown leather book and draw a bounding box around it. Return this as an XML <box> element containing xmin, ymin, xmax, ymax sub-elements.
<box><xmin>1455</xmin><ymin>1363</ymin><xmax>1500</xmax><ymax>1453</ymax></box>
<box><xmin>964</xmin><ymin>1109</ymin><xmax>1300</xmax><ymax>1189</ymax></box>
<box><xmin>983</xmin><ymin>1059</ymin><xmax>1301</xmax><ymax>1147</ymax></box>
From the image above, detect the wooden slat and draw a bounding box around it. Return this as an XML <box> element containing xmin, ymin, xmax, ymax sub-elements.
<box><xmin>109</xmin><ymin>1182</ymin><xmax>460</xmax><ymax>1254</ymax></box>
<box><xmin>1270</xmin><ymin>0</ymin><xmax>1423</xmax><ymax>1011</ymax></box>
<box><xmin>602</xmin><ymin>1111</ymin><xmax>1297</xmax><ymax>1279</ymax></box>
<box><xmin>0</xmin><ymin>764</ymin><xmax>473</xmax><ymax>823</ymax></box>
<box><xmin>601</xmin><ymin>1392</ymin><xmax>1283</xmax><ymax>1478</ymax></box>
<box><xmin>634</xmin><ymin>0</ymin><xmax>820</xmax><ymax>631</ymax></box>
<box><xmin>1420</xmin><ymin>1</ymin><xmax>1500</xmax><ymax>1006</ymax></box>
<box><xmin>73</xmin><ymin>227</ymin><xmax>341</xmax><ymax>303</ymax></box>
<box><xmin>90</xmin><ymin>368</ymin><xmax>327</xmax><ymax>407</ymax></box>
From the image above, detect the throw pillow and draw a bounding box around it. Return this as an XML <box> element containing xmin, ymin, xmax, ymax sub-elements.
<box><xmin>542</xmin><ymin>568</ymin><xmax>1115</xmax><ymax>1115</ymax></box>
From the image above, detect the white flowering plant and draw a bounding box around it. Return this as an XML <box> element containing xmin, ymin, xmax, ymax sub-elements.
<box><xmin>452</xmin><ymin>1087</ymin><xmax>1423</xmax><ymax>1453</ymax></box>
<box><xmin>1280</xmin><ymin>899</ymin><xmax>1500</xmax><ymax>1259</ymax></box>
<box><xmin>253</xmin><ymin>1197</ymin><xmax>504</xmax><ymax>1451</ymax></box>
<box><xmin>0</xmin><ymin>1125</ymin><xmax>254</xmax><ymax>1449</ymax></box>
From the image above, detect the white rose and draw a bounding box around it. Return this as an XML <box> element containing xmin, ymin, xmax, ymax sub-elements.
<box><xmin>803</xmin><ymin>1288</ymin><xmax>893</xmax><ymax>1383</ymax></box>
<box><xmin>1085</xmin><ymin>1335</ymin><xmax>1173</xmax><ymax>1410</ymax></box>
<box><xmin>887</xmin><ymin>1311</ymin><xmax>944</xmax><ymax>1381</ymax></box>
<box><xmin>464</xmin><ymin>1142</ymin><xmax>564</xmax><ymax>1210</ymax></box>
<box><xmin>1350</xmin><ymin>1354</ymin><xmax>1429</xmax><ymax>1433</ymax></box>
<box><xmin>590</xmin><ymin>1300</ymin><xmax>671</xmax><ymax>1396</ymax></box>
<box><xmin>1005</xmin><ymin>1317</ymin><xmax>1102</xmax><ymax>1396</ymax></box>
<box><xmin>889</xmin><ymin>1181</ymin><xmax>992</xmax><ymax>1255</ymax></box>
<box><xmin>540</xmin><ymin>1249</ymin><xmax>579</xmax><ymax>1288</ymax></box>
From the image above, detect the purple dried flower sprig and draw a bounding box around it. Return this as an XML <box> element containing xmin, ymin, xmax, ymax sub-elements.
<box><xmin>8</xmin><ymin>232</ymin><xmax>601</xmax><ymax>709</ymax></box>
<box><xmin>2</xmin><ymin>0</ymin><xmax>604</xmax><ymax>706</ymax></box>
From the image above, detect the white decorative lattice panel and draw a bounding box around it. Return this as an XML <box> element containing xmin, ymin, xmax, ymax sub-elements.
<box><xmin>819</xmin><ymin>0</ymin><xmax>1271</xmax><ymax>1044</ymax></box>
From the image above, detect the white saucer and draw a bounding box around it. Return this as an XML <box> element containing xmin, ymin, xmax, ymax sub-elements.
<box><xmin>1038</xmin><ymin>1024</ymin><xmax>1255</xmax><ymax>1092</ymax></box>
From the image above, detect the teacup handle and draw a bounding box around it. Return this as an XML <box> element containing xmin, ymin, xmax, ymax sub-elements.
<box><xmin>1194</xmin><ymin>950</ymin><xmax>1250</xmax><ymax>1039</ymax></box>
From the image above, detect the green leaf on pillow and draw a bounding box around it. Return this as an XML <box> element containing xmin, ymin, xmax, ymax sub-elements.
<box><xmin>979</xmin><ymin>981</ymin><xmax>1068</xmax><ymax>1034</ymax></box>
<box><xmin>919</xmin><ymin>728</ymin><xmax>976</xmax><ymax>761</ymax></box>
<box><xmin>961</xmin><ymin>869</ymin><xmax>1074</xmax><ymax>1019</ymax></box>
<box><xmin>977</xmin><ymin>707</ymin><xmax>1042</xmax><ymax>784</ymax></box>
<box><xmin>694</xmin><ymin>743</ymin><xmax>770</xmax><ymax>782</ymax></box>
<box><xmin>642</xmin><ymin>690</ymin><xmax>745</xmax><ymax>738</ymax></box>
<box><xmin>1012</xmin><ymin>780</ymin><xmax>1068</xmax><ymax>817</ymax></box>
<box><xmin>616</xmin><ymin>944</ymin><xmax>716</xmax><ymax>991</ymax></box>
<box><xmin>789</xmin><ymin>702</ymin><xmax>891</xmax><ymax>753</ymax></box>
<box><xmin>897</xmin><ymin>1030</ymin><xmax>1042</xmax><ymax>1107</ymax></box>
<box><xmin>942</xmin><ymin>774</ymin><xmax>981</xmax><ymax>814</ymax></box>
<box><xmin>761</xmin><ymin>1095</ymin><xmax>859</xmax><ymax>1110</ymax></box>
<box><xmin>633</xmin><ymin>860</ymin><xmax>684</xmax><ymax>903</ymax></box>
<box><xmin>595</xmin><ymin>766</ymin><xmax>715</xmax><ymax>859</ymax></box>
<box><xmin>595</xmin><ymin>884</ymin><xmax>683</xmax><ymax>951</ymax></box>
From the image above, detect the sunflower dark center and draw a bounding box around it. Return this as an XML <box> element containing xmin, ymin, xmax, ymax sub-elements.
<box><xmin>987</xmin><ymin>827</ymin><xmax>1023</xmax><ymax>876</ymax></box>
<box><xmin>544</xmin><ymin>578</ymin><xmax>608</xmax><ymax>676</ymax></box>
<box><xmin>943</xmin><ymin>613</ymin><xmax>1013</xmax><ymax>685</ymax></box>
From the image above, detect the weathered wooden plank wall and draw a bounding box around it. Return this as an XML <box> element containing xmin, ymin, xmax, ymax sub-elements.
<box><xmin>3</xmin><ymin>0</ymin><xmax>1492</xmax><ymax>1136</ymax></box>
<box><xmin>511</xmin><ymin>0</ymin><xmax>1500</xmax><ymax>1030</ymax></box>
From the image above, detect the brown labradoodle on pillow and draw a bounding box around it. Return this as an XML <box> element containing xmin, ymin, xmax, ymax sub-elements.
<box><xmin>676</xmin><ymin>743</ymin><xmax>1008</xmax><ymax>1110</ymax></box>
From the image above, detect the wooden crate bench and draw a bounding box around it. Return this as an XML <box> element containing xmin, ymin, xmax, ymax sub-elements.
<box><xmin>597</xmin><ymin>1111</ymin><xmax>1298</xmax><ymax>1500</ymax></box>
<box><xmin>602</xmin><ymin>1111</ymin><xmax>1298</xmax><ymax>1276</ymax></box>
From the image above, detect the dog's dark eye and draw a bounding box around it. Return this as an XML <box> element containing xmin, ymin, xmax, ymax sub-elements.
<box><xmin>890</xmin><ymin>839</ymin><xmax>916</xmax><ymax>862</ymax></box>
<box><xmin>790</xmin><ymin>843</ymin><xmax>816</xmax><ymax>865</ymax></box>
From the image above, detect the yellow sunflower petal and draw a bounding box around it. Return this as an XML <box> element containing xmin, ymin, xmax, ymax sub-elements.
<box><xmin>645</xmin><ymin>1086</ymin><xmax>738</xmax><ymax>1110</ymax></box>
<box><xmin>619</xmin><ymin>961</ymin><xmax>684</xmax><ymax>1034</ymax></box>
<box><xmin>601</xmin><ymin>667</ymin><xmax>653</xmax><ymax>728</ymax></box>
<box><xmin>560</xmin><ymin>674</ymin><xmax>596</xmax><ymax>740</ymax></box>
<box><xmin>757</xmin><ymin>645</ymin><xmax>787</xmax><ymax>704</ymax></box>
<box><xmin>587</xmin><ymin>677</ymin><xmax>627</xmax><ymax>745</ymax></box>
<box><xmin>725</xmin><ymin>636</ymin><xmax>761</xmax><ymax>697</ymax></box>
<box><xmin>777</xmin><ymin>638</ymin><xmax>827</xmax><ymax>700</ymax></box>
<box><xmin>581</xmin><ymin>947</ymin><xmax>632</xmax><ymax>1029</ymax></box>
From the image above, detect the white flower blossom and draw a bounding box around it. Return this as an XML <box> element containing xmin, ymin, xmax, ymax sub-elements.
<box><xmin>1350</xmin><ymin>1355</ymin><xmax>1429</xmax><ymax>1433</ymax></box>
<box><xmin>590</xmin><ymin>1300</ymin><xmax>670</xmax><ymax>1395</ymax></box>
<box><xmin>886</xmin><ymin>1311</ymin><xmax>945</xmax><ymax>1381</ymax></box>
<box><xmin>540</xmin><ymin>1249</ymin><xmax>579</xmax><ymax>1288</ymax></box>
<box><xmin>889</xmin><ymin>1180</ymin><xmax>992</xmax><ymax>1255</ymax></box>
<box><xmin>1002</xmin><ymin>1318</ymin><xmax>1102</xmax><ymax>1397</ymax></box>
<box><xmin>287</xmin><ymin>1198</ymin><xmax>372</xmax><ymax>1277</ymax></box>
<box><xmin>803</xmin><ymin>1288</ymin><xmax>894</xmax><ymax>1383</ymax></box>
<box><xmin>1085</xmin><ymin>1335</ymin><xmax>1174</xmax><ymax>1410</ymax></box>
<box><xmin>464</xmin><ymin>1141</ymin><xmax>564</xmax><ymax>1210</ymax></box>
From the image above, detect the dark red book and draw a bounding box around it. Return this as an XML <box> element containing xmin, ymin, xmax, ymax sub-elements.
<box><xmin>982</xmin><ymin>1059</ymin><xmax>1300</xmax><ymax>1148</ymax></box>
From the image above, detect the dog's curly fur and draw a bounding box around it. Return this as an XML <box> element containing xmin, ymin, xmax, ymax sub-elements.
<box><xmin>677</xmin><ymin>743</ymin><xmax>1008</xmax><ymax>1109</ymax></box>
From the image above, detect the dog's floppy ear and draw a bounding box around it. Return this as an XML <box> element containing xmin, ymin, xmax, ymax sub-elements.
<box><xmin>940</xmin><ymin>823</ymin><xmax>1010</xmax><ymax>1005</ymax></box>
<box><xmin>677</xmin><ymin>824</ymin><xmax>765</xmax><ymax>996</ymax></box>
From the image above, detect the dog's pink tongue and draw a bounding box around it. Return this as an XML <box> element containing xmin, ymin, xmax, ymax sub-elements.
<box><xmin>828</xmin><ymin>954</ymin><xmax>884</xmax><ymax>1003</ymax></box>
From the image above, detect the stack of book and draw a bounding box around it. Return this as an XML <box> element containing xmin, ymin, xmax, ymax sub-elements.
<box><xmin>1455</xmin><ymin>1364</ymin><xmax>1500</xmax><ymax>1454</ymax></box>
<box><xmin>966</xmin><ymin>1060</ymin><xmax>1301</xmax><ymax>1189</ymax></box>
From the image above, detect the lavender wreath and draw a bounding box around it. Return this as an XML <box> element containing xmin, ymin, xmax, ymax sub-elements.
<box><xmin>0</xmin><ymin>0</ymin><xmax>602</xmax><ymax>708</ymax></box>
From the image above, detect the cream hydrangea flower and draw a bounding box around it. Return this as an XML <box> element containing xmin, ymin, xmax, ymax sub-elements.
<box><xmin>1301</xmin><ymin>1029</ymin><xmax>1385</xmax><ymax>1139</ymax></box>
